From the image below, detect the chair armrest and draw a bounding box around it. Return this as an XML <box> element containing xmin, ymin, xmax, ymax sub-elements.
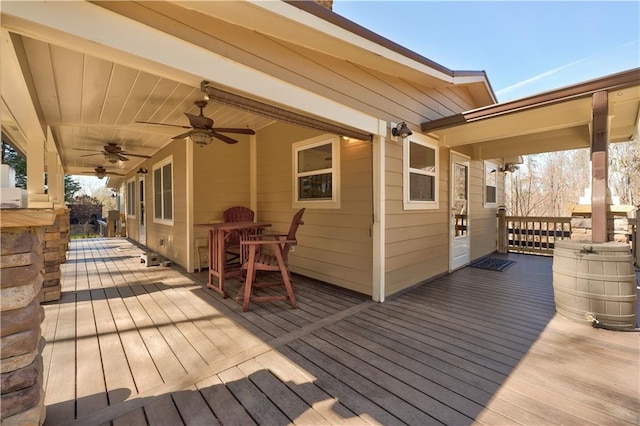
<box><xmin>241</xmin><ymin>239</ymin><xmax>296</xmax><ymax>246</ymax></box>
<box><xmin>245</xmin><ymin>233</ymin><xmax>288</xmax><ymax>240</ymax></box>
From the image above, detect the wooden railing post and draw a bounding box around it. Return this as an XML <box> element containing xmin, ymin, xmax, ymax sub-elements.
<box><xmin>498</xmin><ymin>207</ymin><xmax>507</xmax><ymax>253</ymax></box>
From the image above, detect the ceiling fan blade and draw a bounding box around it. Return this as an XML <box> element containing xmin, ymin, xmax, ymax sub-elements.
<box><xmin>211</xmin><ymin>132</ymin><xmax>238</xmax><ymax>144</ymax></box>
<box><xmin>121</xmin><ymin>152</ymin><xmax>151</xmax><ymax>159</ymax></box>
<box><xmin>79</xmin><ymin>153</ymin><xmax>103</xmax><ymax>158</ymax></box>
<box><xmin>172</xmin><ymin>131</ymin><xmax>193</xmax><ymax>140</ymax></box>
<box><xmin>135</xmin><ymin>120</ymin><xmax>191</xmax><ymax>129</ymax></box>
<box><xmin>185</xmin><ymin>112</ymin><xmax>214</xmax><ymax>129</ymax></box>
<box><xmin>107</xmin><ymin>172</ymin><xmax>125</xmax><ymax>176</ymax></box>
<box><xmin>117</xmin><ymin>154</ymin><xmax>130</xmax><ymax>162</ymax></box>
<box><xmin>73</xmin><ymin>147</ymin><xmax>102</xmax><ymax>152</ymax></box>
<box><xmin>212</xmin><ymin>128</ymin><xmax>256</xmax><ymax>135</ymax></box>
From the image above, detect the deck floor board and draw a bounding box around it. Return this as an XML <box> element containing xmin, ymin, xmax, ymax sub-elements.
<box><xmin>41</xmin><ymin>238</ymin><xmax>639</xmax><ymax>425</ymax></box>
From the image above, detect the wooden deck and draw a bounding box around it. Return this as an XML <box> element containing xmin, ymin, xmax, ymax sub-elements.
<box><xmin>42</xmin><ymin>238</ymin><xmax>640</xmax><ymax>425</ymax></box>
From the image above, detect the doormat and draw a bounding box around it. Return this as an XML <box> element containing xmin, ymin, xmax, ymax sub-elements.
<box><xmin>469</xmin><ymin>257</ymin><xmax>516</xmax><ymax>272</ymax></box>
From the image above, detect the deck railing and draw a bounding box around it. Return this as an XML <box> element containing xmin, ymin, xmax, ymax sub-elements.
<box><xmin>498</xmin><ymin>212</ymin><xmax>572</xmax><ymax>255</ymax></box>
<box><xmin>497</xmin><ymin>209</ymin><xmax>639</xmax><ymax>264</ymax></box>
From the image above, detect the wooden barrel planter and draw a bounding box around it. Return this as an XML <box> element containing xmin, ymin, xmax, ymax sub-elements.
<box><xmin>552</xmin><ymin>240</ymin><xmax>637</xmax><ymax>328</ymax></box>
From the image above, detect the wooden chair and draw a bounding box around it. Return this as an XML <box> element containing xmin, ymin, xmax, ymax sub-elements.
<box><xmin>223</xmin><ymin>206</ymin><xmax>255</xmax><ymax>265</ymax></box>
<box><xmin>239</xmin><ymin>208</ymin><xmax>305</xmax><ymax>312</ymax></box>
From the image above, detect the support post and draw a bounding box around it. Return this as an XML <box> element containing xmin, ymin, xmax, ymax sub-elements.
<box><xmin>497</xmin><ymin>207</ymin><xmax>507</xmax><ymax>253</ymax></box>
<box><xmin>590</xmin><ymin>91</ymin><xmax>608</xmax><ymax>243</ymax></box>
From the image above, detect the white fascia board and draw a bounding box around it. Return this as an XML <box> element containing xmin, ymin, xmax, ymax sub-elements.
<box><xmin>235</xmin><ymin>1</ymin><xmax>455</xmax><ymax>84</ymax></box>
<box><xmin>2</xmin><ymin>1</ymin><xmax>380</xmax><ymax>135</ymax></box>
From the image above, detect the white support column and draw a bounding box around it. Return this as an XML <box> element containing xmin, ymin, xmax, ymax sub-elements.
<box><xmin>371</xmin><ymin>120</ymin><xmax>387</xmax><ymax>302</ymax></box>
<box><xmin>186</xmin><ymin>140</ymin><xmax>195</xmax><ymax>272</ymax></box>
<box><xmin>46</xmin><ymin>127</ymin><xmax>64</xmax><ymax>207</ymax></box>
<box><xmin>27</xmin><ymin>137</ymin><xmax>51</xmax><ymax>208</ymax></box>
<box><xmin>250</xmin><ymin>134</ymin><xmax>257</xmax><ymax>218</ymax></box>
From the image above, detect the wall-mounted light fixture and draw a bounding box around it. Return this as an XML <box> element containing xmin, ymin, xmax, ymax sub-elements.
<box><xmin>391</xmin><ymin>122</ymin><xmax>413</xmax><ymax>139</ymax></box>
<box><xmin>499</xmin><ymin>164</ymin><xmax>520</xmax><ymax>173</ymax></box>
<box><xmin>137</xmin><ymin>167</ymin><xmax>148</xmax><ymax>175</ymax></box>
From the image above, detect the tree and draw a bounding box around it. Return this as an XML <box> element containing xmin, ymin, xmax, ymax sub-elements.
<box><xmin>1</xmin><ymin>141</ymin><xmax>26</xmax><ymax>188</ymax></box>
<box><xmin>65</xmin><ymin>175</ymin><xmax>82</xmax><ymax>202</ymax></box>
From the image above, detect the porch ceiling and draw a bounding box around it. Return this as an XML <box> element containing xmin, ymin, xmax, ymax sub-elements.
<box><xmin>421</xmin><ymin>69</ymin><xmax>640</xmax><ymax>160</ymax></box>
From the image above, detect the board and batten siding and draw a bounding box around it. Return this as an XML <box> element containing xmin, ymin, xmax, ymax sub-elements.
<box><xmin>256</xmin><ymin>122</ymin><xmax>373</xmax><ymax>295</ymax></box>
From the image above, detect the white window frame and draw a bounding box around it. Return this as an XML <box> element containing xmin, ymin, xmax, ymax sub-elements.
<box><xmin>152</xmin><ymin>156</ymin><xmax>174</xmax><ymax>226</ymax></box>
<box><xmin>484</xmin><ymin>160</ymin><xmax>499</xmax><ymax>208</ymax></box>
<box><xmin>403</xmin><ymin>133</ymin><xmax>439</xmax><ymax>210</ymax></box>
<box><xmin>126</xmin><ymin>178</ymin><xmax>136</xmax><ymax>218</ymax></box>
<box><xmin>292</xmin><ymin>134</ymin><xmax>341</xmax><ymax>209</ymax></box>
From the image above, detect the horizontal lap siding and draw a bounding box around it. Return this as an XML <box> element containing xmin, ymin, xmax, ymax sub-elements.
<box><xmin>137</xmin><ymin>141</ymin><xmax>189</xmax><ymax>267</ymax></box>
<box><xmin>257</xmin><ymin>122</ymin><xmax>373</xmax><ymax>295</ymax></box>
<box><xmin>385</xmin><ymin>145</ymin><xmax>451</xmax><ymax>296</ymax></box>
<box><xmin>98</xmin><ymin>2</ymin><xmax>480</xmax><ymax>130</ymax></box>
<box><xmin>193</xmin><ymin>137</ymin><xmax>251</xmax><ymax>245</ymax></box>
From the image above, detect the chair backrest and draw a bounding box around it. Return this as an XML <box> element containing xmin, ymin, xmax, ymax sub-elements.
<box><xmin>283</xmin><ymin>208</ymin><xmax>305</xmax><ymax>260</ymax></box>
<box><xmin>223</xmin><ymin>206</ymin><xmax>255</xmax><ymax>223</ymax></box>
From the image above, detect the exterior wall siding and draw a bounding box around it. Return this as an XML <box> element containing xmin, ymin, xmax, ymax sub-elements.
<box><xmin>257</xmin><ymin>122</ymin><xmax>373</xmax><ymax>295</ymax></box>
<box><xmin>125</xmin><ymin>140</ymin><xmax>188</xmax><ymax>267</ymax></box>
<box><xmin>384</xmin><ymin>142</ymin><xmax>450</xmax><ymax>296</ymax></box>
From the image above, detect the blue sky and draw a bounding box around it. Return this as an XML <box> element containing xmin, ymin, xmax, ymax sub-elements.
<box><xmin>333</xmin><ymin>1</ymin><xmax>640</xmax><ymax>101</ymax></box>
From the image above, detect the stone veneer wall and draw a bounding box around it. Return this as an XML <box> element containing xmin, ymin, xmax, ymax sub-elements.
<box><xmin>1</xmin><ymin>209</ymin><xmax>55</xmax><ymax>425</ymax></box>
<box><xmin>571</xmin><ymin>214</ymin><xmax>631</xmax><ymax>243</ymax></box>
<box><xmin>40</xmin><ymin>209</ymin><xmax>69</xmax><ymax>302</ymax></box>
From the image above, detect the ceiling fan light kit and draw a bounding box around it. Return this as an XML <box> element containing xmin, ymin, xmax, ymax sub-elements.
<box><xmin>190</xmin><ymin>130</ymin><xmax>213</xmax><ymax>146</ymax></box>
<box><xmin>74</xmin><ymin>142</ymin><xmax>151</xmax><ymax>163</ymax></box>
<box><xmin>136</xmin><ymin>99</ymin><xmax>255</xmax><ymax>146</ymax></box>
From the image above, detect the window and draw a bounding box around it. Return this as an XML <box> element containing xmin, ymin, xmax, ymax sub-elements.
<box><xmin>293</xmin><ymin>135</ymin><xmax>340</xmax><ymax>209</ymax></box>
<box><xmin>484</xmin><ymin>161</ymin><xmax>498</xmax><ymax>207</ymax></box>
<box><xmin>126</xmin><ymin>179</ymin><xmax>136</xmax><ymax>217</ymax></box>
<box><xmin>153</xmin><ymin>157</ymin><xmax>173</xmax><ymax>224</ymax></box>
<box><xmin>403</xmin><ymin>134</ymin><xmax>438</xmax><ymax>210</ymax></box>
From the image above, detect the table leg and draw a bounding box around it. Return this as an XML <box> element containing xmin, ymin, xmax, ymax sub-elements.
<box><xmin>207</xmin><ymin>228</ymin><xmax>227</xmax><ymax>298</ymax></box>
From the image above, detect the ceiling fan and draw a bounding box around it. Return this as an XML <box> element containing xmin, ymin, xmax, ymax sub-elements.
<box><xmin>136</xmin><ymin>100</ymin><xmax>255</xmax><ymax>146</ymax></box>
<box><xmin>80</xmin><ymin>166</ymin><xmax>124</xmax><ymax>180</ymax></box>
<box><xmin>74</xmin><ymin>142</ymin><xmax>151</xmax><ymax>163</ymax></box>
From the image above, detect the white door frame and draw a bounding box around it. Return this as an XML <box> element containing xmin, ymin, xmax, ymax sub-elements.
<box><xmin>449</xmin><ymin>151</ymin><xmax>470</xmax><ymax>271</ymax></box>
<box><xmin>138</xmin><ymin>176</ymin><xmax>146</xmax><ymax>246</ymax></box>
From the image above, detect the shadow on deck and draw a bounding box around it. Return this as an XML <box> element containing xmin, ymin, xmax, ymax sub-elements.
<box><xmin>42</xmin><ymin>238</ymin><xmax>639</xmax><ymax>425</ymax></box>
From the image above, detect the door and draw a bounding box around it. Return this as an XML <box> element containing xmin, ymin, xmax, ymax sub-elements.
<box><xmin>450</xmin><ymin>152</ymin><xmax>470</xmax><ymax>270</ymax></box>
<box><xmin>139</xmin><ymin>176</ymin><xmax>146</xmax><ymax>246</ymax></box>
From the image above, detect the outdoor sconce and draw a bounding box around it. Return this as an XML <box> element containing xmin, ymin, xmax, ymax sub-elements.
<box><xmin>137</xmin><ymin>167</ymin><xmax>148</xmax><ymax>175</ymax></box>
<box><xmin>391</xmin><ymin>122</ymin><xmax>413</xmax><ymax>139</ymax></box>
<box><xmin>499</xmin><ymin>163</ymin><xmax>520</xmax><ymax>173</ymax></box>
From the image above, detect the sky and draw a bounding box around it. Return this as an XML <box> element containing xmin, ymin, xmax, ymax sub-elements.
<box><xmin>332</xmin><ymin>1</ymin><xmax>640</xmax><ymax>101</ymax></box>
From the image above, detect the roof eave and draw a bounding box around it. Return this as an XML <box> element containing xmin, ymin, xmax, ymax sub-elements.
<box><xmin>422</xmin><ymin>67</ymin><xmax>640</xmax><ymax>133</ymax></box>
<box><xmin>284</xmin><ymin>0</ymin><xmax>496</xmax><ymax>103</ymax></box>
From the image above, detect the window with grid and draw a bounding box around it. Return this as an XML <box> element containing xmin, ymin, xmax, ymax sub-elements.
<box><xmin>153</xmin><ymin>157</ymin><xmax>173</xmax><ymax>224</ymax></box>
<box><xmin>403</xmin><ymin>135</ymin><xmax>438</xmax><ymax>210</ymax></box>
<box><xmin>293</xmin><ymin>135</ymin><xmax>340</xmax><ymax>209</ymax></box>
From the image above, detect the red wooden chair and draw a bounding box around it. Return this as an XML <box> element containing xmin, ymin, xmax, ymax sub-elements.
<box><xmin>239</xmin><ymin>208</ymin><xmax>305</xmax><ymax>312</ymax></box>
<box><xmin>223</xmin><ymin>206</ymin><xmax>255</xmax><ymax>264</ymax></box>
